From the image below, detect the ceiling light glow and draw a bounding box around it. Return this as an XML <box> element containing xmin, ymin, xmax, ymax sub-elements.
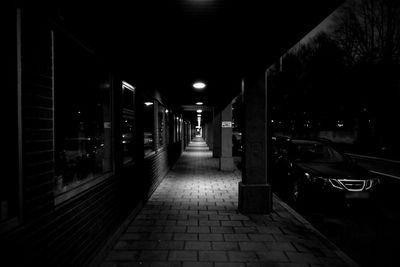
<box><xmin>193</xmin><ymin>82</ymin><xmax>206</xmax><ymax>89</ymax></box>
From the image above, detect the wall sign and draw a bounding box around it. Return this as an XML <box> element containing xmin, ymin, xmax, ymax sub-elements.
<box><xmin>221</xmin><ymin>121</ymin><xmax>232</xmax><ymax>128</ymax></box>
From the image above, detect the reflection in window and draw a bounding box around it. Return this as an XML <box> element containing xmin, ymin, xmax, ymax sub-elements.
<box><xmin>175</xmin><ymin>116</ymin><xmax>179</xmax><ymax>142</ymax></box>
<box><xmin>165</xmin><ymin>109</ymin><xmax>170</xmax><ymax>146</ymax></box>
<box><xmin>158</xmin><ymin>104</ymin><xmax>165</xmax><ymax>147</ymax></box>
<box><xmin>2</xmin><ymin>12</ymin><xmax>19</xmax><ymax>224</ymax></box>
<box><xmin>122</xmin><ymin>82</ymin><xmax>135</xmax><ymax>164</ymax></box>
<box><xmin>54</xmin><ymin>32</ymin><xmax>112</xmax><ymax>193</ymax></box>
<box><xmin>143</xmin><ymin>100</ymin><xmax>154</xmax><ymax>156</ymax></box>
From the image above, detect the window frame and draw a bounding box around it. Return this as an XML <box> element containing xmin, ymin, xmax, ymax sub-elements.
<box><xmin>121</xmin><ymin>81</ymin><xmax>136</xmax><ymax>166</ymax></box>
<box><xmin>143</xmin><ymin>99</ymin><xmax>156</xmax><ymax>157</ymax></box>
<box><xmin>1</xmin><ymin>8</ymin><xmax>22</xmax><ymax>233</ymax></box>
<box><xmin>52</xmin><ymin>30</ymin><xmax>115</xmax><ymax>205</ymax></box>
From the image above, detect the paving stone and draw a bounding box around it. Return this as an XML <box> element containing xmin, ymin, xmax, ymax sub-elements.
<box><xmin>199</xmin><ymin>251</ymin><xmax>229</xmax><ymax>262</ymax></box>
<box><xmin>138</xmin><ymin>250</ymin><xmax>169</xmax><ymax>261</ymax></box>
<box><xmin>239</xmin><ymin>242</ymin><xmax>268</xmax><ymax>251</ymax></box>
<box><xmin>215</xmin><ymin>263</ymin><xmax>246</xmax><ymax>267</ymax></box>
<box><xmin>182</xmin><ymin>262</ymin><xmax>213</xmax><ymax>267</ymax></box>
<box><xmin>156</xmin><ymin>240</ymin><xmax>185</xmax><ymax>250</ymax></box>
<box><xmin>233</xmin><ymin>227</ymin><xmax>258</xmax><ymax>234</ymax></box>
<box><xmin>263</xmin><ymin>241</ymin><xmax>297</xmax><ymax>252</ymax></box>
<box><xmin>150</xmin><ymin>262</ymin><xmax>181</xmax><ymax>267</ymax></box>
<box><xmin>154</xmin><ymin>220</ymin><xmax>177</xmax><ymax>226</ymax></box>
<box><xmin>177</xmin><ymin>220</ymin><xmax>199</xmax><ymax>226</ymax></box>
<box><xmin>118</xmin><ymin>262</ymin><xmax>151</xmax><ymax>267</ymax></box>
<box><xmin>212</xmin><ymin>241</ymin><xmax>240</xmax><ymax>251</ymax></box>
<box><xmin>198</xmin><ymin>211</ymin><xmax>218</xmax><ymax>215</ymax></box>
<box><xmin>210</xmin><ymin>226</ymin><xmax>234</xmax><ymax>234</ymax></box>
<box><xmin>224</xmin><ymin>234</ymin><xmax>250</xmax><ymax>242</ymax></box>
<box><xmin>199</xmin><ymin>233</ymin><xmax>224</xmax><ymax>241</ymax></box>
<box><xmin>199</xmin><ymin>220</ymin><xmax>221</xmax><ymax>226</ymax></box>
<box><xmin>230</xmin><ymin>215</ymin><xmax>251</xmax><ymax>221</ymax></box>
<box><xmin>221</xmin><ymin>221</ymin><xmax>243</xmax><ymax>227</ymax></box>
<box><xmin>163</xmin><ymin>226</ymin><xmax>187</xmax><ymax>233</ymax></box>
<box><xmin>228</xmin><ymin>251</ymin><xmax>259</xmax><ymax>262</ymax></box>
<box><xmin>168</xmin><ymin>214</ymin><xmax>189</xmax><ymax>220</ymax></box>
<box><xmin>187</xmin><ymin>226</ymin><xmax>210</xmax><ymax>233</ymax></box>
<box><xmin>209</xmin><ymin>215</ymin><xmax>230</xmax><ymax>221</ymax></box>
<box><xmin>256</xmin><ymin>251</ymin><xmax>289</xmax><ymax>262</ymax></box>
<box><xmin>139</xmin><ymin>226</ymin><xmax>164</xmax><ymax>233</ymax></box>
<box><xmin>248</xmin><ymin>234</ymin><xmax>275</xmax><ymax>242</ymax></box>
<box><xmin>285</xmin><ymin>251</ymin><xmax>323</xmax><ymax>264</ymax></box>
<box><xmin>173</xmin><ymin>233</ymin><xmax>198</xmax><ymax>241</ymax></box>
<box><xmin>168</xmin><ymin>250</ymin><xmax>198</xmax><ymax>261</ymax></box>
<box><xmin>148</xmin><ymin>232</ymin><xmax>173</xmax><ymax>241</ymax></box>
<box><xmin>189</xmin><ymin>214</ymin><xmax>210</xmax><ymax>220</ymax></box>
<box><xmin>185</xmin><ymin>241</ymin><xmax>212</xmax><ymax>250</ymax></box>
<box><xmin>106</xmin><ymin>251</ymin><xmax>138</xmax><ymax>261</ymax></box>
<box><xmin>180</xmin><ymin>210</ymin><xmax>199</xmax><ymax>215</ymax></box>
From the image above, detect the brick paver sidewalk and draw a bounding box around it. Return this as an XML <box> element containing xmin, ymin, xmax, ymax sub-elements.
<box><xmin>100</xmin><ymin>139</ymin><xmax>358</xmax><ymax>267</ymax></box>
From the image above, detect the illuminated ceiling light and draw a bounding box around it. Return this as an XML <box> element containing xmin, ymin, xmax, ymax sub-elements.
<box><xmin>196</xmin><ymin>102</ymin><xmax>203</xmax><ymax>105</ymax></box>
<box><xmin>122</xmin><ymin>81</ymin><xmax>135</xmax><ymax>91</ymax></box>
<box><xmin>165</xmin><ymin>109</ymin><xmax>169</xmax><ymax>113</ymax></box>
<box><xmin>144</xmin><ymin>102</ymin><xmax>153</xmax><ymax>106</ymax></box>
<box><xmin>193</xmin><ymin>82</ymin><xmax>206</xmax><ymax>89</ymax></box>
<box><xmin>196</xmin><ymin>109</ymin><xmax>202</xmax><ymax>113</ymax></box>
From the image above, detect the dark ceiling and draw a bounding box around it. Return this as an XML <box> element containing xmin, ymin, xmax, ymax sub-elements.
<box><xmin>25</xmin><ymin>0</ymin><xmax>343</xmax><ymax>112</ymax></box>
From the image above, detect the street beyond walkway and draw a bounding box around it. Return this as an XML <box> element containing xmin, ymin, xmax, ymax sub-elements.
<box><xmin>99</xmin><ymin>138</ymin><xmax>358</xmax><ymax>267</ymax></box>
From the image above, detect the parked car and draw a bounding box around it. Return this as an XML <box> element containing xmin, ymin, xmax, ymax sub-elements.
<box><xmin>270</xmin><ymin>136</ymin><xmax>380</xmax><ymax>206</ymax></box>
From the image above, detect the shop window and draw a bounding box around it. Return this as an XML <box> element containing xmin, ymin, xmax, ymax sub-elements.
<box><xmin>1</xmin><ymin>9</ymin><xmax>20</xmax><ymax>230</ymax></box>
<box><xmin>158</xmin><ymin>104</ymin><xmax>165</xmax><ymax>147</ymax></box>
<box><xmin>122</xmin><ymin>81</ymin><xmax>135</xmax><ymax>164</ymax></box>
<box><xmin>165</xmin><ymin>109</ymin><xmax>170</xmax><ymax>146</ymax></box>
<box><xmin>179</xmin><ymin>117</ymin><xmax>183</xmax><ymax>141</ymax></box>
<box><xmin>143</xmin><ymin>100</ymin><xmax>154</xmax><ymax>156</ymax></box>
<box><xmin>175</xmin><ymin>116</ymin><xmax>180</xmax><ymax>142</ymax></box>
<box><xmin>54</xmin><ymin>32</ymin><xmax>113</xmax><ymax>196</ymax></box>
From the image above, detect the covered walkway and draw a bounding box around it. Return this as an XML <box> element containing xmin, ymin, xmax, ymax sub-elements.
<box><xmin>100</xmin><ymin>138</ymin><xmax>356</xmax><ymax>267</ymax></box>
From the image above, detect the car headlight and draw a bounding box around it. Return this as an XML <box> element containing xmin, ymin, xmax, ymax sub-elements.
<box><xmin>365</xmin><ymin>178</ymin><xmax>380</xmax><ymax>190</ymax></box>
<box><xmin>328</xmin><ymin>179</ymin><xmax>345</xmax><ymax>190</ymax></box>
<box><xmin>311</xmin><ymin>175</ymin><xmax>332</xmax><ymax>187</ymax></box>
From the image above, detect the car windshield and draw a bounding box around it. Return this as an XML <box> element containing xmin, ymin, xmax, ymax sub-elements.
<box><xmin>292</xmin><ymin>140</ymin><xmax>347</xmax><ymax>163</ymax></box>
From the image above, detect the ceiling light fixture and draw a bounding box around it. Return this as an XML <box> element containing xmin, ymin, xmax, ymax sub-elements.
<box><xmin>193</xmin><ymin>82</ymin><xmax>206</xmax><ymax>89</ymax></box>
<box><xmin>196</xmin><ymin>109</ymin><xmax>202</xmax><ymax>113</ymax></box>
<box><xmin>196</xmin><ymin>102</ymin><xmax>203</xmax><ymax>105</ymax></box>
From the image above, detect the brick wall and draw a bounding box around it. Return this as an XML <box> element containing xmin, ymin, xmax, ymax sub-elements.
<box><xmin>0</xmin><ymin>9</ymin><xmax>184</xmax><ymax>267</ymax></box>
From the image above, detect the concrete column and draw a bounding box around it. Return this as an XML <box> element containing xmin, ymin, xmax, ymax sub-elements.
<box><xmin>212</xmin><ymin>111</ymin><xmax>221</xmax><ymax>158</ymax></box>
<box><xmin>238</xmin><ymin>73</ymin><xmax>272</xmax><ymax>214</ymax></box>
<box><xmin>206</xmin><ymin>121</ymin><xmax>213</xmax><ymax>150</ymax></box>
<box><xmin>219</xmin><ymin>103</ymin><xmax>234</xmax><ymax>171</ymax></box>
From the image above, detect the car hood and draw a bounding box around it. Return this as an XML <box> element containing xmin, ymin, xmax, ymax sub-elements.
<box><xmin>296</xmin><ymin>161</ymin><xmax>372</xmax><ymax>180</ymax></box>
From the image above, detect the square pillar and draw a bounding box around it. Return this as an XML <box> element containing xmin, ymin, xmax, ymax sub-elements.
<box><xmin>213</xmin><ymin>111</ymin><xmax>221</xmax><ymax>158</ymax></box>
<box><xmin>205</xmin><ymin>121</ymin><xmax>213</xmax><ymax>150</ymax></box>
<box><xmin>219</xmin><ymin>102</ymin><xmax>234</xmax><ymax>171</ymax></box>
<box><xmin>238</xmin><ymin>73</ymin><xmax>272</xmax><ymax>214</ymax></box>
